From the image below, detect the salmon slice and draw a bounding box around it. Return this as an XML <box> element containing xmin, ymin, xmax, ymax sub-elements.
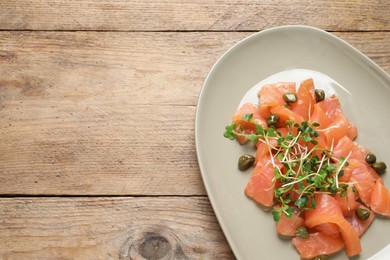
<box><xmin>245</xmin><ymin>154</ymin><xmax>278</xmax><ymax>208</ymax></box>
<box><xmin>311</xmin><ymin>103</ymin><xmax>330</xmax><ymax>129</ymax></box>
<box><xmin>345</xmin><ymin>203</ymin><xmax>375</xmax><ymax>237</ymax></box>
<box><xmin>310</xmin><ymin>133</ymin><xmax>328</xmax><ymax>158</ymax></box>
<box><xmin>338</xmin><ymin>159</ymin><xmax>362</xmax><ymax>183</ymax></box>
<box><xmin>370</xmin><ymin>179</ymin><xmax>390</xmax><ymax>217</ymax></box>
<box><xmin>232</xmin><ymin>103</ymin><xmax>267</xmax><ymax>144</ymax></box>
<box><xmin>312</xmin><ymin>223</ymin><xmax>340</xmax><ymax>238</ymax></box>
<box><xmin>318</xmin><ymin>94</ymin><xmax>342</xmax><ymax>122</ymax></box>
<box><xmin>291</xmin><ymin>78</ymin><xmax>316</xmax><ymax>120</ymax></box>
<box><xmin>292</xmin><ymin>232</ymin><xmax>344</xmax><ymax>259</ymax></box>
<box><xmin>270</xmin><ymin>105</ymin><xmax>304</xmax><ymax>126</ymax></box>
<box><xmin>332</xmin><ymin>142</ymin><xmax>379</xmax><ymax>207</ymax></box>
<box><xmin>255</xmin><ymin>142</ymin><xmax>269</xmax><ymax>164</ymax></box>
<box><xmin>349</xmin><ymin>162</ymin><xmax>376</xmax><ymax>207</ymax></box>
<box><xmin>347</xmin><ymin>120</ymin><xmax>358</xmax><ymax>140</ymax></box>
<box><xmin>334</xmin><ymin>184</ymin><xmax>358</xmax><ymax>216</ymax></box>
<box><xmin>323</xmin><ymin>113</ymin><xmax>348</xmax><ymax>148</ymax></box>
<box><xmin>258</xmin><ymin>82</ymin><xmax>296</xmax><ymax>118</ymax></box>
<box><xmin>333</xmin><ymin>136</ymin><xmax>366</xmax><ymax>163</ymax></box>
<box><xmin>232</xmin><ymin>103</ymin><xmax>266</xmax><ymax>127</ymax></box>
<box><xmin>276</xmin><ymin>208</ymin><xmax>305</xmax><ymax>237</ymax></box>
<box><xmin>305</xmin><ymin>194</ymin><xmax>361</xmax><ymax>257</ymax></box>
<box><xmin>277</xmin><ymin>127</ymin><xmax>289</xmax><ymax>137</ymax></box>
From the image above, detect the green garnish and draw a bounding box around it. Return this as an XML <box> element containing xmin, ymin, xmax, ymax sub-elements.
<box><xmin>241</xmin><ymin>113</ymin><xmax>253</xmax><ymax>121</ymax></box>
<box><xmin>224</xmin><ymin>114</ymin><xmax>352</xmax><ymax>221</ymax></box>
<box><xmin>223</xmin><ymin>123</ymin><xmax>236</xmax><ymax>140</ymax></box>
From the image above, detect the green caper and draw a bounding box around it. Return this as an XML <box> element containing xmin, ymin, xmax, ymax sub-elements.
<box><xmin>267</xmin><ymin>114</ymin><xmax>280</xmax><ymax>127</ymax></box>
<box><xmin>283</xmin><ymin>103</ymin><xmax>291</xmax><ymax>109</ymax></box>
<box><xmin>355</xmin><ymin>208</ymin><xmax>371</xmax><ymax>221</ymax></box>
<box><xmin>365</xmin><ymin>152</ymin><xmax>377</xmax><ymax>164</ymax></box>
<box><xmin>238</xmin><ymin>154</ymin><xmax>255</xmax><ymax>171</ymax></box>
<box><xmin>315</xmin><ymin>89</ymin><xmax>325</xmax><ymax>102</ymax></box>
<box><xmin>372</xmin><ymin>161</ymin><xmax>387</xmax><ymax>175</ymax></box>
<box><xmin>283</xmin><ymin>93</ymin><xmax>297</xmax><ymax>103</ymax></box>
<box><xmin>313</xmin><ymin>256</ymin><xmax>329</xmax><ymax>260</ymax></box>
<box><xmin>295</xmin><ymin>226</ymin><xmax>309</xmax><ymax>239</ymax></box>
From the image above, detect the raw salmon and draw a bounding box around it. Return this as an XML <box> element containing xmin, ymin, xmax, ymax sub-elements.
<box><xmin>255</xmin><ymin>142</ymin><xmax>269</xmax><ymax>164</ymax></box>
<box><xmin>347</xmin><ymin>120</ymin><xmax>358</xmax><ymax>140</ymax></box>
<box><xmin>305</xmin><ymin>194</ymin><xmax>361</xmax><ymax>257</ymax></box>
<box><xmin>276</xmin><ymin>208</ymin><xmax>305</xmax><ymax>237</ymax></box>
<box><xmin>334</xmin><ymin>184</ymin><xmax>358</xmax><ymax>216</ymax></box>
<box><xmin>349</xmin><ymin>162</ymin><xmax>376</xmax><ymax>207</ymax></box>
<box><xmin>337</xmin><ymin>159</ymin><xmax>361</xmax><ymax>183</ymax></box>
<box><xmin>232</xmin><ymin>103</ymin><xmax>267</xmax><ymax>144</ymax></box>
<box><xmin>258</xmin><ymin>82</ymin><xmax>296</xmax><ymax>118</ymax></box>
<box><xmin>312</xmin><ymin>223</ymin><xmax>340</xmax><ymax>238</ymax></box>
<box><xmin>270</xmin><ymin>105</ymin><xmax>304</xmax><ymax>126</ymax></box>
<box><xmin>345</xmin><ymin>203</ymin><xmax>375</xmax><ymax>237</ymax></box>
<box><xmin>318</xmin><ymin>94</ymin><xmax>342</xmax><ymax>122</ymax></box>
<box><xmin>232</xmin><ymin>103</ymin><xmax>266</xmax><ymax>128</ymax></box>
<box><xmin>310</xmin><ymin>103</ymin><xmax>330</xmax><ymax>129</ymax></box>
<box><xmin>370</xmin><ymin>179</ymin><xmax>390</xmax><ymax>217</ymax></box>
<box><xmin>292</xmin><ymin>232</ymin><xmax>344</xmax><ymax>259</ymax></box>
<box><xmin>332</xmin><ymin>136</ymin><xmax>366</xmax><ymax>163</ymax></box>
<box><xmin>323</xmin><ymin>113</ymin><xmax>348</xmax><ymax>148</ymax></box>
<box><xmin>291</xmin><ymin>78</ymin><xmax>316</xmax><ymax>120</ymax></box>
<box><xmin>245</xmin><ymin>154</ymin><xmax>279</xmax><ymax>208</ymax></box>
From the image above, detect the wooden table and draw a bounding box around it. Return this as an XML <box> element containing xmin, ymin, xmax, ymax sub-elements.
<box><xmin>0</xmin><ymin>1</ymin><xmax>389</xmax><ymax>259</ymax></box>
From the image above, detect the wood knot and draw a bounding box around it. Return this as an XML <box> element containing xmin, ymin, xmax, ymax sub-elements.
<box><xmin>139</xmin><ymin>234</ymin><xmax>170</xmax><ymax>259</ymax></box>
<box><xmin>120</xmin><ymin>225</ymin><xmax>188</xmax><ymax>260</ymax></box>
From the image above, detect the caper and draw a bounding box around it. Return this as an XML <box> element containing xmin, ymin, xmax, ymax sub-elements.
<box><xmin>372</xmin><ymin>161</ymin><xmax>387</xmax><ymax>175</ymax></box>
<box><xmin>315</xmin><ymin>89</ymin><xmax>325</xmax><ymax>102</ymax></box>
<box><xmin>365</xmin><ymin>152</ymin><xmax>377</xmax><ymax>164</ymax></box>
<box><xmin>238</xmin><ymin>154</ymin><xmax>255</xmax><ymax>171</ymax></box>
<box><xmin>295</xmin><ymin>226</ymin><xmax>309</xmax><ymax>239</ymax></box>
<box><xmin>313</xmin><ymin>256</ymin><xmax>329</xmax><ymax>260</ymax></box>
<box><xmin>355</xmin><ymin>208</ymin><xmax>371</xmax><ymax>221</ymax></box>
<box><xmin>267</xmin><ymin>114</ymin><xmax>280</xmax><ymax>127</ymax></box>
<box><xmin>283</xmin><ymin>93</ymin><xmax>297</xmax><ymax>103</ymax></box>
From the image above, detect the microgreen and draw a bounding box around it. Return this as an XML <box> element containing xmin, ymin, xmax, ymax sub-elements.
<box><xmin>223</xmin><ymin>123</ymin><xmax>236</xmax><ymax>140</ymax></box>
<box><xmin>224</xmin><ymin>119</ymin><xmax>352</xmax><ymax>221</ymax></box>
<box><xmin>241</xmin><ymin>113</ymin><xmax>253</xmax><ymax>121</ymax></box>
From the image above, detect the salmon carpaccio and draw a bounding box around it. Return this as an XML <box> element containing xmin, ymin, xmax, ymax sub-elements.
<box><xmin>228</xmin><ymin>78</ymin><xmax>388</xmax><ymax>259</ymax></box>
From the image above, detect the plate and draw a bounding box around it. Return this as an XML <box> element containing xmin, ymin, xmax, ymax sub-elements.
<box><xmin>195</xmin><ymin>25</ymin><xmax>390</xmax><ymax>260</ymax></box>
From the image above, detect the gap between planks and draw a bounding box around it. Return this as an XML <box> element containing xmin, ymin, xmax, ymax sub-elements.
<box><xmin>0</xmin><ymin>194</ymin><xmax>208</xmax><ymax>198</ymax></box>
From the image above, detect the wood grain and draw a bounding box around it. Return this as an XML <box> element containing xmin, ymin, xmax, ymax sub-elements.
<box><xmin>0</xmin><ymin>197</ymin><xmax>233</xmax><ymax>259</ymax></box>
<box><xmin>0</xmin><ymin>0</ymin><xmax>389</xmax><ymax>31</ymax></box>
<box><xmin>0</xmin><ymin>2</ymin><xmax>387</xmax><ymax>259</ymax></box>
<box><xmin>0</xmin><ymin>32</ymin><xmax>389</xmax><ymax>195</ymax></box>
<box><xmin>0</xmin><ymin>32</ymin><xmax>388</xmax><ymax>105</ymax></box>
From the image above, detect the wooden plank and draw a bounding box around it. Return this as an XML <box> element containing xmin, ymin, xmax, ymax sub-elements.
<box><xmin>0</xmin><ymin>0</ymin><xmax>389</xmax><ymax>31</ymax></box>
<box><xmin>0</xmin><ymin>104</ymin><xmax>202</xmax><ymax>195</ymax></box>
<box><xmin>0</xmin><ymin>32</ymin><xmax>389</xmax><ymax>195</ymax></box>
<box><xmin>0</xmin><ymin>31</ymin><xmax>237</xmax><ymax>106</ymax></box>
<box><xmin>0</xmin><ymin>197</ymin><xmax>233</xmax><ymax>259</ymax></box>
<box><xmin>0</xmin><ymin>32</ymin><xmax>388</xmax><ymax>106</ymax></box>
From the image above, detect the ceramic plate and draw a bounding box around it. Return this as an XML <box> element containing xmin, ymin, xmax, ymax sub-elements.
<box><xmin>195</xmin><ymin>25</ymin><xmax>390</xmax><ymax>260</ymax></box>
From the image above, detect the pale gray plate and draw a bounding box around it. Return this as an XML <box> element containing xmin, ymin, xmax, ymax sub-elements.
<box><xmin>195</xmin><ymin>25</ymin><xmax>390</xmax><ymax>260</ymax></box>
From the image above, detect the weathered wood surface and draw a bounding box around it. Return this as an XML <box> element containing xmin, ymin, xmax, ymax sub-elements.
<box><xmin>0</xmin><ymin>32</ymin><xmax>389</xmax><ymax>195</ymax></box>
<box><xmin>0</xmin><ymin>1</ymin><xmax>389</xmax><ymax>259</ymax></box>
<box><xmin>0</xmin><ymin>197</ymin><xmax>233</xmax><ymax>259</ymax></box>
<box><xmin>0</xmin><ymin>0</ymin><xmax>389</xmax><ymax>31</ymax></box>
